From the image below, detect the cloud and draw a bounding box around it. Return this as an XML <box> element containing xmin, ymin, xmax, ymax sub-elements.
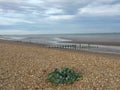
<box><xmin>0</xmin><ymin>17</ymin><xmax>35</xmax><ymax>25</ymax></box>
<box><xmin>0</xmin><ymin>0</ymin><xmax>120</xmax><ymax>34</ymax></box>
<box><xmin>0</xmin><ymin>30</ymin><xmax>25</xmax><ymax>35</ymax></box>
<box><xmin>0</xmin><ymin>0</ymin><xmax>120</xmax><ymax>20</ymax></box>
<box><xmin>0</xmin><ymin>29</ymin><xmax>68</xmax><ymax>35</ymax></box>
<box><xmin>0</xmin><ymin>30</ymin><xmax>46</xmax><ymax>35</ymax></box>
<box><xmin>0</xmin><ymin>0</ymin><xmax>119</xmax><ymax>13</ymax></box>
<box><xmin>47</xmin><ymin>15</ymin><xmax>75</xmax><ymax>20</ymax></box>
<box><xmin>45</xmin><ymin>8</ymin><xmax>64</xmax><ymax>15</ymax></box>
<box><xmin>0</xmin><ymin>30</ymin><xmax>43</xmax><ymax>35</ymax></box>
<box><xmin>79</xmin><ymin>2</ymin><xmax>120</xmax><ymax>16</ymax></box>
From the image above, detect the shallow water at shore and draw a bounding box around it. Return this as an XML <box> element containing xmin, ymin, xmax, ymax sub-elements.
<box><xmin>0</xmin><ymin>33</ymin><xmax>120</xmax><ymax>54</ymax></box>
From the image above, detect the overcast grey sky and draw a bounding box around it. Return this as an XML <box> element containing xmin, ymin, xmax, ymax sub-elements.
<box><xmin>0</xmin><ymin>0</ymin><xmax>120</xmax><ymax>34</ymax></box>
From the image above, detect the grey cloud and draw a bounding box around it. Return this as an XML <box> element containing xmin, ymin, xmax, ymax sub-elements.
<box><xmin>0</xmin><ymin>0</ymin><xmax>120</xmax><ymax>22</ymax></box>
<box><xmin>0</xmin><ymin>0</ymin><xmax>119</xmax><ymax>15</ymax></box>
<box><xmin>0</xmin><ymin>1</ymin><xmax>45</xmax><ymax>14</ymax></box>
<box><xmin>0</xmin><ymin>1</ymin><xmax>24</xmax><ymax>12</ymax></box>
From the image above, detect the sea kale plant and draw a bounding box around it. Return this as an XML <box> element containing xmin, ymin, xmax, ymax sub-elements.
<box><xmin>47</xmin><ymin>67</ymin><xmax>82</xmax><ymax>84</ymax></box>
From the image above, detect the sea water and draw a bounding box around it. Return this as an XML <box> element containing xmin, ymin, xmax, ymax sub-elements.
<box><xmin>0</xmin><ymin>33</ymin><xmax>120</xmax><ymax>54</ymax></box>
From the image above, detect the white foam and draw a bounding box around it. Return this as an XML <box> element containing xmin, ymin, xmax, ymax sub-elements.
<box><xmin>53</xmin><ymin>37</ymin><xmax>72</xmax><ymax>42</ymax></box>
<box><xmin>9</xmin><ymin>37</ymin><xmax>24</xmax><ymax>40</ymax></box>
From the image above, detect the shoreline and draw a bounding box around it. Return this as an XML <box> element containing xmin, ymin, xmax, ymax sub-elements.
<box><xmin>64</xmin><ymin>41</ymin><xmax>120</xmax><ymax>46</ymax></box>
<box><xmin>1</xmin><ymin>39</ymin><xmax>120</xmax><ymax>56</ymax></box>
<box><xmin>0</xmin><ymin>39</ymin><xmax>120</xmax><ymax>60</ymax></box>
<box><xmin>1</xmin><ymin>39</ymin><xmax>120</xmax><ymax>60</ymax></box>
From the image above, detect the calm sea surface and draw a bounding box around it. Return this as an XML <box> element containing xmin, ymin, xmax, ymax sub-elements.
<box><xmin>1</xmin><ymin>33</ymin><xmax>120</xmax><ymax>43</ymax></box>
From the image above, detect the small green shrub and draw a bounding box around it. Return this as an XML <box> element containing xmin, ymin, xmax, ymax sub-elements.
<box><xmin>47</xmin><ymin>67</ymin><xmax>82</xmax><ymax>84</ymax></box>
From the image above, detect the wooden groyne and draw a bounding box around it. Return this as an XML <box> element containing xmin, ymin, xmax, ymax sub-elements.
<box><xmin>47</xmin><ymin>43</ymin><xmax>98</xmax><ymax>50</ymax></box>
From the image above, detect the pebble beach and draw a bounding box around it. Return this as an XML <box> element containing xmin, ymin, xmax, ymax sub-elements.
<box><xmin>0</xmin><ymin>40</ymin><xmax>120</xmax><ymax>90</ymax></box>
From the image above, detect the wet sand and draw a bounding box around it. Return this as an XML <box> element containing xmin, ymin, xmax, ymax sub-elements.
<box><xmin>0</xmin><ymin>40</ymin><xmax>120</xmax><ymax>90</ymax></box>
<box><xmin>65</xmin><ymin>41</ymin><xmax>120</xmax><ymax>46</ymax></box>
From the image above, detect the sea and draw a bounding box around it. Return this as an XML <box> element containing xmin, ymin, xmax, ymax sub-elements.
<box><xmin>0</xmin><ymin>33</ymin><xmax>120</xmax><ymax>55</ymax></box>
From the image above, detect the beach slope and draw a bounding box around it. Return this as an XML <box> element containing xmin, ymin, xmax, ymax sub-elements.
<box><xmin>0</xmin><ymin>40</ymin><xmax>120</xmax><ymax>90</ymax></box>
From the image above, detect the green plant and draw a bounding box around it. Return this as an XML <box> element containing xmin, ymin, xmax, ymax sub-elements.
<box><xmin>47</xmin><ymin>67</ymin><xmax>82</xmax><ymax>84</ymax></box>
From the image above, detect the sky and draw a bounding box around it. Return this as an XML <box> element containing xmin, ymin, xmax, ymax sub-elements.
<box><xmin>0</xmin><ymin>0</ymin><xmax>120</xmax><ymax>34</ymax></box>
